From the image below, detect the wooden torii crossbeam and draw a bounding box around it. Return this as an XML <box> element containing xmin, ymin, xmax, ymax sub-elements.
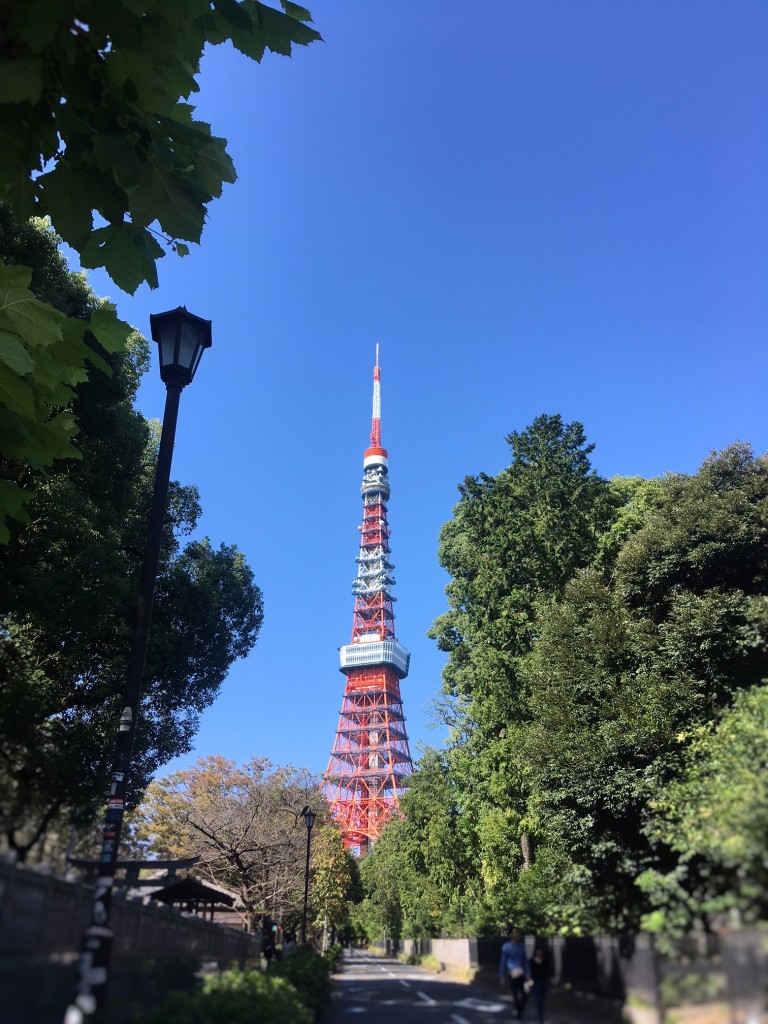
<box><xmin>68</xmin><ymin>855</ymin><xmax>201</xmax><ymax>887</ymax></box>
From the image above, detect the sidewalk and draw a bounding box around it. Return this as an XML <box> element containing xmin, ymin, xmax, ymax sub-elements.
<box><xmin>471</xmin><ymin>969</ymin><xmax>628</xmax><ymax>1024</ymax></box>
<box><xmin>341</xmin><ymin>947</ymin><xmax>620</xmax><ymax>1024</ymax></box>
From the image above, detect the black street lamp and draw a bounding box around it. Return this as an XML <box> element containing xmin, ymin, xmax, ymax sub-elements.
<box><xmin>66</xmin><ymin>308</ymin><xmax>212</xmax><ymax>1024</ymax></box>
<box><xmin>300</xmin><ymin>806</ymin><xmax>316</xmax><ymax>946</ymax></box>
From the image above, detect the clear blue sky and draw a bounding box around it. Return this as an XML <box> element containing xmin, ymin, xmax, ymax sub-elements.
<box><xmin>77</xmin><ymin>1</ymin><xmax>768</xmax><ymax>780</ymax></box>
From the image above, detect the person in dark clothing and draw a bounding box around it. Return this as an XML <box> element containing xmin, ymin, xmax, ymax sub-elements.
<box><xmin>529</xmin><ymin>946</ymin><xmax>549</xmax><ymax>1023</ymax></box>
<box><xmin>498</xmin><ymin>927</ymin><xmax>529</xmax><ymax>1019</ymax></box>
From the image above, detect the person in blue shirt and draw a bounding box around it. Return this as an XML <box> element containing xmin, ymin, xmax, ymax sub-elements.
<box><xmin>498</xmin><ymin>927</ymin><xmax>530</xmax><ymax>1019</ymax></box>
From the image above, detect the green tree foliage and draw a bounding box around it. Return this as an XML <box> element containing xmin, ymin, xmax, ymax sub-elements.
<box><xmin>362</xmin><ymin>428</ymin><xmax>768</xmax><ymax>940</ymax></box>
<box><xmin>389</xmin><ymin>746</ymin><xmax>494</xmax><ymax>936</ymax></box>
<box><xmin>0</xmin><ymin>3</ymin><xmax>319</xmax><ymax>528</ymax></box>
<box><xmin>0</xmin><ymin>0</ymin><xmax>320</xmax><ymax>292</ymax></box>
<box><xmin>399</xmin><ymin>748</ymin><xmax>485</xmax><ymax>931</ymax></box>
<box><xmin>515</xmin><ymin>569</ymin><xmax>677</xmax><ymax>929</ymax></box>
<box><xmin>517</xmin><ymin>443</ymin><xmax>768</xmax><ymax>931</ymax></box>
<box><xmin>638</xmin><ymin>682</ymin><xmax>768</xmax><ymax>936</ymax></box>
<box><xmin>272</xmin><ymin>949</ymin><xmax>332</xmax><ymax>1018</ymax></box>
<box><xmin>0</xmin><ymin>208</ymin><xmax>131</xmax><ymax>537</ymax></box>
<box><xmin>615</xmin><ymin>444</ymin><xmax>768</xmax><ymax>617</ymax></box>
<box><xmin>522</xmin><ymin>444</ymin><xmax>767</xmax><ymax>907</ymax></box>
<box><xmin>356</xmin><ymin>821</ymin><xmax>405</xmax><ymax>943</ymax></box>
<box><xmin>149</xmin><ymin>968</ymin><xmax>313</xmax><ymax>1024</ymax></box>
<box><xmin>420</xmin><ymin>415</ymin><xmax>617</xmax><ymax>932</ymax></box>
<box><xmin>430</xmin><ymin>414</ymin><xmax>616</xmax><ymax>737</ymax></box>
<box><xmin>311</xmin><ymin>824</ymin><xmax>361</xmax><ymax>941</ymax></box>
<box><xmin>0</xmin><ymin>234</ymin><xmax>263</xmax><ymax>857</ymax></box>
<box><xmin>356</xmin><ymin>749</ymin><xmax>503</xmax><ymax>941</ymax></box>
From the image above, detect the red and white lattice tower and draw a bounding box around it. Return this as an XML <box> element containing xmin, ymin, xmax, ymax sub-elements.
<box><xmin>323</xmin><ymin>348</ymin><xmax>414</xmax><ymax>852</ymax></box>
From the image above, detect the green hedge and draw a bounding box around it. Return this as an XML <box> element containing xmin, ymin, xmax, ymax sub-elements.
<box><xmin>324</xmin><ymin>943</ymin><xmax>342</xmax><ymax>971</ymax></box>
<box><xmin>148</xmin><ymin>968</ymin><xmax>312</xmax><ymax>1024</ymax></box>
<box><xmin>272</xmin><ymin>948</ymin><xmax>332</xmax><ymax>1018</ymax></box>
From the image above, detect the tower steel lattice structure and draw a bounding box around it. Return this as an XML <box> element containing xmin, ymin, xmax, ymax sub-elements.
<box><xmin>323</xmin><ymin>348</ymin><xmax>414</xmax><ymax>851</ymax></box>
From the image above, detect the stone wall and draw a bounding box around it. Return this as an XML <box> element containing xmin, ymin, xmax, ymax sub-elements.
<box><xmin>0</xmin><ymin>860</ymin><xmax>260</xmax><ymax>1024</ymax></box>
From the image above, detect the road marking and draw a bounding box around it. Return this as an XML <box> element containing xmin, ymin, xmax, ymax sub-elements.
<box><xmin>417</xmin><ymin>991</ymin><xmax>437</xmax><ymax>1005</ymax></box>
<box><xmin>451</xmin><ymin>1016</ymin><xmax>471</xmax><ymax>1024</ymax></box>
<box><xmin>454</xmin><ymin>996</ymin><xmax>507</xmax><ymax>1013</ymax></box>
<box><xmin>398</xmin><ymin>979</ymin><xmax>410</xmax><ymax>988</ymax></box>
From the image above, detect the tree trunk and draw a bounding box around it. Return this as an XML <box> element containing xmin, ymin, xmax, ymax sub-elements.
<box><xmin>520</xmin><ymin>831</ymin><xmax>533</xmax><ymax>870</ymax></box>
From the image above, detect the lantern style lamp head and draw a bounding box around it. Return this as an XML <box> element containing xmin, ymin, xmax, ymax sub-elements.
<box><xmin>149</xmin><ymin>306</ymin><xmax>212</xmax><ymax>388</ymax></box>
<box><xmin>300</xmin><ymin>806</ymin><xmax>317</xmax><ymax>832</ymax></box>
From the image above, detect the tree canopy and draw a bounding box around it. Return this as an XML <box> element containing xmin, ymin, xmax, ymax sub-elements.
<box><xmin>638</xmin><ymin>682</ymin><xmax>768</xmax><ymax>936</ymax></box>
<box><xmin>0</xmin><ymin>206</ymin><xmax>132</xmax><ymax>538</ymax></box>
<box><xmin>137</xmin><ymin>756</ymin><xmax>356</xmax><ymax>936</ymax></box>
<box><xmin>430</xmin><ymin>414</ymin><xmax>617</xmax><ymax>738</ymax></box>
<box><xmin>0</xmin><ymin>0</ymin><xmax>320</xmax><ymax>292</ymax></box>
<box><xmin>0</xmin><ymin>218</ymin><xmax>263</xmax><ymax>860</ymax></box>
<box><xmin>0</xmin><ymin>2</ymin><xmax>320</xmax><ymax>530</ymax></box>
<box><xmin>422</xmin><ymin>415</ymin><xmax>618</xmax><ymax>930</ymax></box>
<box><xmin>359</xmin><ymin>419</ymin><xmax>768</xmax><ymax>943</ymax></box>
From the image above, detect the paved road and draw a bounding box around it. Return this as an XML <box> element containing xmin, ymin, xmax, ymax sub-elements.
<box><xmin>330</xmin><ymin>949</ymin><xmax>572</xmax><ymax>1024</ymax></box>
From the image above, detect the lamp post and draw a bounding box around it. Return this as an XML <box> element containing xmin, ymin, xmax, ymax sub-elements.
<box><xmin>300</xmin><ymin>806</ymin><xmax>316</xmax><ymax>946</ymax></box>
<box><xmin>65</xmin><ymin>308</ymin><xmax>212</xmax><ymax>1024</ymax></box>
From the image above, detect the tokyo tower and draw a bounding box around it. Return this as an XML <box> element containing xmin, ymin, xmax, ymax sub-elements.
<box><xmin>323</xmin><ymin>348</ymin><xmax>414</xmax><ymax>852</ymax></box>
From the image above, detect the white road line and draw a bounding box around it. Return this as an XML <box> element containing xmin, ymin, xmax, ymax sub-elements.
<box><xmin>398</xmin><ymin>979</ymin><xmax>410</xmax><ymax>988</ymax></box>
<box><xmin>451</xmin><ymin>1015</ymin><xmax>472</xmax><ymax>1024</ymax></box>
<box><xmin>416</xmin><ymin>991</ymin><xmax>437</xmax><ymax>1005</ymax></box>
<box><xmin>454</xmin><ymin>996</ymin><xmax>507</xmax><ymax>1013</ymax></box>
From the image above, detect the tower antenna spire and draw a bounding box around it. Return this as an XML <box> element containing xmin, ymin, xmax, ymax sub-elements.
<box><xmin>370</xmin><ymin>344</ymin><xmax>382</xmax><ymax>449</ymax></box>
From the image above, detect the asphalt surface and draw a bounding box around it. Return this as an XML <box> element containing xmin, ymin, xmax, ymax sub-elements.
<box><xmin>330</xmin><ymin>949</ymin><xmax>573</xmax><ymax>1024</ymax></box>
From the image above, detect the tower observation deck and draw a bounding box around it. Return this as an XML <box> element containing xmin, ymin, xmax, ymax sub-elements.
<box><xmin>322</xmin><ymin>348</ymin><xmax>414</xmax><ymax>852</ymax></box>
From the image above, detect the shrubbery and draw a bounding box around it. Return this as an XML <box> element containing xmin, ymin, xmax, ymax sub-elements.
<box><xmin>324</xmin><ymin>943</ymin><xmax>342</xmax><ymax>971</ymax></box>
<box><xmin>148</xmin><ymin>968</ymin><xmax>312</xmax><ymax>1024</ymax></box>
<box><xmin>272</xmin><ymin>948</ymin><xmax>332</xmax><ymax>1018</ymax></box>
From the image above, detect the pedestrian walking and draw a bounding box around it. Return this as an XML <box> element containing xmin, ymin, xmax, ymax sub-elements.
<box><xmin>529</xmin><ymin>946</ymin><xmax>549</xmax><ymax>1023</ymax></box>
<box><xmin>498</xmin><ymin>927</ymin><xmax>530</xmax><ymax>1019</ymax></box>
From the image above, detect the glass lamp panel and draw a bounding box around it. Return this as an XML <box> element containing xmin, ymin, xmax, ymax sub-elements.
<box><xmin>190</xmin><ymin>345</ymin><xmax>205</xmax><ymax>381</ymax></box>
<box><xmin>157</xmin><ymin>323</ymin><xmax>179</xmax><ymax>369</ymax></box>
<box><xmin>178</xmin><ymin>318</ymin><xmax>201</xmax><ymax>371</ymax></box>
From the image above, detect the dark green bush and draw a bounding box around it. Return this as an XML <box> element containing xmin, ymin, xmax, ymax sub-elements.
<box><xmin>324</xmin><ymin>943</ymin><xmax>342</xmax><ymax>971</ymax></box>
<box><xmin>148</xmin><ymin>968</ymin><xmax>312</xmax><ymax>1024</ymax></box>
<box><xmin>272</xmin><ymin>948</ymin><xmax>332</xmax><ymax>1018</ymax></box>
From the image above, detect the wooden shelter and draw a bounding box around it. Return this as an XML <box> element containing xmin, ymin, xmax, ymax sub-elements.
<box><xmin>149</xmin><ymin>877</ymin><xmax>235</xmax><ymax>921</ymax></box>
